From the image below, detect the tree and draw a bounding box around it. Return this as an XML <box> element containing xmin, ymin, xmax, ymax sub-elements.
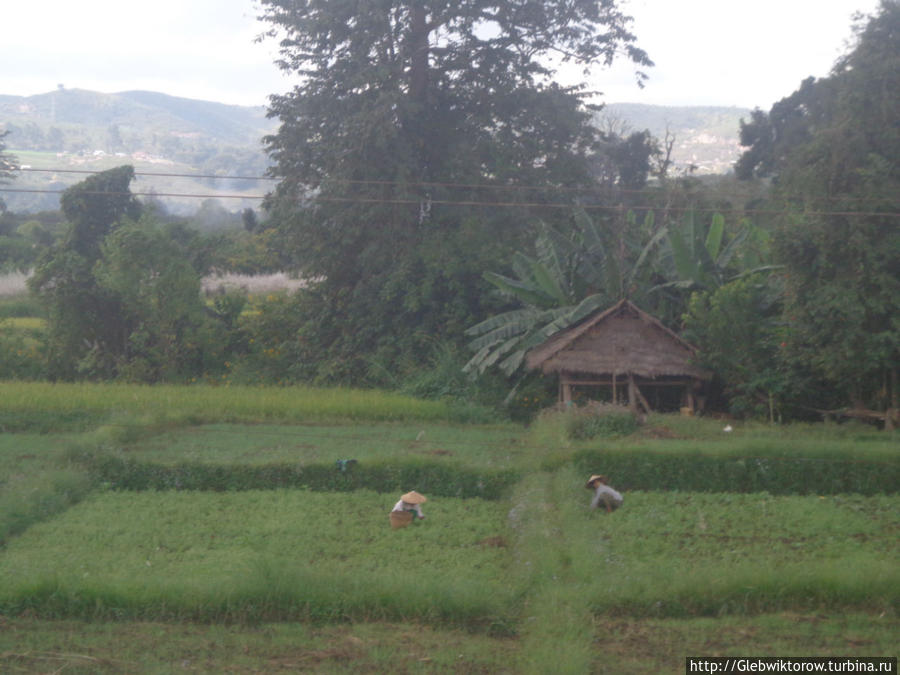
<box><xmin>94</xmin><ymin>219</ymin><xmax>213</xmax><ymax>382</ymax></box>
<box><xmin>59</xmin><ymin>165</ymin><xmax>141</xmax><ymax>258</ymax></box>
<box><xmin>258</xmin><ymin>0</ymin><xmax>651</xmax><ymax>381</ymax></box>
<box><xmin>735</xmin><ymin>0</ymin><xmax>900</xmax><ymax>424</ymax></box>
<box><xmin>29</xmin><ymin>166</ymin><xmax>226</xmax><ymax>382</ymax></box>
<box><xmin>0</xmin><ymin>130</ymin><xmax>18</xmax><ymax>213</ymax></box>
<box><xmin>30</xmin><ymin>166</ymin><xmax>141</xmax><ymax>378</ymax></box>
<box><xmin>683</xmin><ymin>274</ymin><xmax>786</xmax><ymax>420</ymax></box>
<box><xmin>1</xmin><ymin>130</ymin><xmax>18</xmax><ymax>183</ymax></box>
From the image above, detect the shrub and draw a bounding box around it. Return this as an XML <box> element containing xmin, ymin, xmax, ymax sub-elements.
<box><xmin>69</xmin><ymin>449</ymin><xmax>521</xmax><ymax>501</ymax></box>
<box><xmin>565</xmin><ymin>403</ymin><xmax>640</xmax><ymax>440</ymax></box>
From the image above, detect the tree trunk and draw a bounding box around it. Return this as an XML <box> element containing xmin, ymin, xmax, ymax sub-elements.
<box><xmin>408</xmin><ymin>4</ymin><xmax>429</xmax><ymax>103</ymax></box>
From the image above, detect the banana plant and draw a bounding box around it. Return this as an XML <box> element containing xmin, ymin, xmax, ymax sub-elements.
<box><xmin>656</xmin><ymin>211</ymin><xmax>777</xmax><ymax>293</ymax></box>
<box><xmin>464</xmin><ymin>210</ymin><xmax>666</xmax><ymax>377</ymax></box>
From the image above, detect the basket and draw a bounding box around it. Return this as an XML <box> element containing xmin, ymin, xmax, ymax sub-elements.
<box><xmin>390</xmin><ymin>510</ymin><xmax>414</xmax><ymax>529</ymax></box>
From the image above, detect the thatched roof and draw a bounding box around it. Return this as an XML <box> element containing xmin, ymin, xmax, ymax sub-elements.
<box><xmin>525</xmin><ymin>299</ymin><xmax>712</xmax><ymax>380</ymax></box>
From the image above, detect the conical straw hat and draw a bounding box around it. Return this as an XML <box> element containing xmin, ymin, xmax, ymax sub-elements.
<box><xmin>585</xmin><ymin>475</ymin><xmax>607</xmax><ymax>489</ymax></box>
<box><xmin>401</xmin><ymin>490</ymin><xmax>427</xmax><ymax>504</ymax></box>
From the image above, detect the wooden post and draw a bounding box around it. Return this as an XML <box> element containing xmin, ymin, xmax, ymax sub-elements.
<box><xmin>562</xmin><ymin>377</ymin><xmax>572</xmax><ymax>404</ymax></box>
<box><xmin>627</xmin><ymin>374</ymin><xmax>638</xmax><ymax>414</ymax></box>
<box><xmin>629</xmin><ymin>374</ymin><xmax>652</xmax><ymax>414</ymax></box>
<box><xmin>612</xmin><ymin>373</ymin><xmax>617</xmax><ymax>405</ymax></box>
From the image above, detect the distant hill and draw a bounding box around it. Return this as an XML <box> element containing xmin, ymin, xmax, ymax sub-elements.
<box><xmin>0</xmin><ymin>88</ymin><xmax>278</xmax><ymax>214</ymax></box>
<box><xmin>1</xmin><ymin>89</ymin><xmax>751</xmax><ymax>214</ymax></box>
<box><xmin>601</xmin><ymin>103</ymin><xmax>752</xmax><ymax>175</ymax></box>
<box><xmin>0</xmin><ymin>88</ymin><xmax>274</xmax><ymax>148</ymax></box>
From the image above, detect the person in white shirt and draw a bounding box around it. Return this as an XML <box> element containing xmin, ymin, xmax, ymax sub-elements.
<box><xmin>585</xmin><ymin>474</ymin><xmax>623</xmax><ymax>512</ymax></box>
<box><xmin>390</xmin><ymin>490</ymin><xmax>427</xmax><ymax>528</ymax></box>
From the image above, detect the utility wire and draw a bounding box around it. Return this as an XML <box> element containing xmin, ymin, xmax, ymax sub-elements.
<box><xmin>14</xmin><ymin>167</ymin><xmax>899</xmax><ymax>206</ymax></box>
<box><xmin>1</xmin><ymin>186</ymin><xmax>898</xmax><ymax>219</ymax></box>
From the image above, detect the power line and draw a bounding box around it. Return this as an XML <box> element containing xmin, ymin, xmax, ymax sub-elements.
<box><xmin>2</xmin><ymin>185</ymin><xmax>899</xmax><ymax>219</ymax></box>
<box><xmin>14</xmin><ymin>166</ymin><xmax>900</xmax><ymax>207</ymax></box>
<box><xmin>0</xmin><ymin>187</ymin><xmax>261</xmax><ymax>201</ymax></box>
<box><xmin>18</xmin><ymin>167</ymin><xmax>278</xmax><ymax>182</ymax></box>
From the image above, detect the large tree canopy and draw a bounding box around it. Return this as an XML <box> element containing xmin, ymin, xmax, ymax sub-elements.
<box><xmin>258</xmin><ymin>0</ymin><xmax>651</xmax><ymax>381</ymax></box>
<box><xmin>260</xmin><ymin>0</ymin><xmax>651</xmax><ymax>193</ymax></box>
<box><xmin>735</xmin><ymin>0</ymin><xmax>900</xmax><ymax>422</ymax></box>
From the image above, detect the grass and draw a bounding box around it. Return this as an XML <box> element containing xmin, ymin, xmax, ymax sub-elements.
<box><xmin>1</xmin><ymin>613</ymin><xmax>893</xmax><ymax>674</ymax></box>
<box><xmin>0</xmin><ymin>490</ymin><xmax>513</xmax><ymax>626</ymax></box>
<box><xmin>0</xmin><ymin>381</ymin><xmax>468</xmax><ymax>431</ymax></box>
<box><xmin>109</xmin><ymin>422</ymin><xmax>527</xmax><ymax>470</ymax></box>
<box><xmin>591</xmin><ymin>613</ymin><xmax>900</xmax><ymax>673</ymax></box>
<box><xmin>0</xmin><ymin>619</ymin><xmax>520</xmax><ymax>674</ymax></box>
<box><xmin>0</xmin><ymin>432</ymin><xmax>90</xmax><ymax>545</ymax></box>
<box><xmin>0</xmin><ymin>316</ymin><xmax>45</xmax><ymax>330</ymax></box>
<box><xmin>579</xmin><ymin>491</ymin><xmax>899</xmax><ymax>616</ymax></box>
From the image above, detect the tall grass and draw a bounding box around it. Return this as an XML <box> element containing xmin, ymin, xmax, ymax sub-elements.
<box><xmin>0</xmin><ymin>381</ymin><xmax>458</xmax><ymax>431</ymax></box>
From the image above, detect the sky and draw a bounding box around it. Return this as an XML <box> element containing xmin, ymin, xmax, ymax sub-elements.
<box><xmin>0</xmin><ymin>0</ymin><xmax>883</xmax><ymax>111</ymax></box>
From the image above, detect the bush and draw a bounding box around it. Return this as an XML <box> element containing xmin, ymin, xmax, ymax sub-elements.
<box><xmin>565</xmin><ymin>403</ymin><xmax>640</xmax><ymax>440</ymax></box>
<box><xmin>69</xmin><ymin>450</ymin><xmax>521</xmax><ymax>501</ymax></box>
<box><xmin>571</xmin><ymin>449</ymin><xmax>899</xmax><ymax>496</ymax></box>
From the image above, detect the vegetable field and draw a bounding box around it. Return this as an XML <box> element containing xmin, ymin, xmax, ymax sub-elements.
<box><xmin>0</xmin><ymin>383</ymin><xmax>897</xmax><ymax>673</ymax></box>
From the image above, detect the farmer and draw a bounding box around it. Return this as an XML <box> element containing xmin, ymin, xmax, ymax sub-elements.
<box><xmin>390</xmin><ymin>490</ymin><xmax>427</xmax><ymax>529</ymax></box>
<box><xmin>585</xmin><ymin>474</ymin><xmax>623</xmax><ymax>513</ymax></box>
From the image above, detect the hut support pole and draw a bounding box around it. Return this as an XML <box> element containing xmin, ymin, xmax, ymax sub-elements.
<box><xmin>628</xmin><ymin>374</ymin><xmax>652</xmax><ymax>414</ymax></box>
<box><xmin>627</xmin><ymin>374</ymin><xmax>638</xmax><ymax>414</ymax></box>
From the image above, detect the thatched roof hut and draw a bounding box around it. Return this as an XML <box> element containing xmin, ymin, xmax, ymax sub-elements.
<box><xmin>525</xmin><ymin>299</ymin><xmax>711</xmax><ymax>413</ymax></box>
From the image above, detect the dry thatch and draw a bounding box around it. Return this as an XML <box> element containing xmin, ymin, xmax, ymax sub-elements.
<box><xmin>525</xmin><ymin>299</ymin><xmax>711</xmax><ymax>380</ymax></box>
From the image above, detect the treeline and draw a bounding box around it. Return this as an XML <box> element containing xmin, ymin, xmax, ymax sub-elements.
<box><xmin>0</xmin><ymin>1</ymin><xmax>897</xmax><ymax>427</ymax></box>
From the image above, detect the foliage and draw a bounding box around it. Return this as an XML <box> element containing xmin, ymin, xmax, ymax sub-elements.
<box><xmin>28</xmin><ymin>167</ymin><xmax>141</xmax><ymax>379</ymax></box>
<box><xmin>657</xmin><ymin>210</ymin><xmax>775</xmax><ymax>295</ymax></box>
<box><xmin>258</xmin><ymin>0</ymin><xmax>651</xmax><ymax>382</ymax></box>
<box><xmin>571</xmin><ymin>448</ymin><xmax>897</xmax><ymax>496</ymax></box>
<box><xmin>93</xmin><ymin>219</ymin><xmax>216</xmax><ymax>382</ymax></box>
<box><xmin>564</xmin><ymin>403</ymin><xmax>640</xmax><ymax>440</ymax></box>
<box><xmin>0</xmin><ymin>318</ymin><xmax>46</xmax><ymax>380</ymax></box>
<box><xmin>683</xmin><ymin>274</ymin><xmax>787</xmax><ymax>419</ymax></box>
<box><xmin>735</xmin><ymin>1</ymin><xmax>900</xmax><ymax>416</ymax></box>
<box><xmin>26</xmin><ymin>168</ymin><xmax>242</xmax><ymax>382</ymax></box>
<box><xmin>0</xmin><ymin>130</ymin><xmax>17</xmax><ymax>185</ymax></box>
<box><xmin>464</xmin><ymin>209</ymin><xmax>667</xmax><ymax>377</ymax></box>
<box><xmin>70</xmin><ymin>450</ymin><xmax>520</xmax><ymax>500</ymax></box>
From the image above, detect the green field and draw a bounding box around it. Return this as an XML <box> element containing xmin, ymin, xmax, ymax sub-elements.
<box><xmin>1</xmin><ymin>383</ymin><xmax>897</xmax><ymax>673</ymax></box>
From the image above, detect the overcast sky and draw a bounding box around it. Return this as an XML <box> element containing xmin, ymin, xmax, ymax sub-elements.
<box><xmin>1</xmin><ymin>0</ymin><xmax>882</xmax><ymax>110</ymax></box>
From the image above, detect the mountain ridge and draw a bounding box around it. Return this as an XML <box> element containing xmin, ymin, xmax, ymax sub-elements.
<box><xmin>1</xmin><ymin>89</ymin><xmax>751</xmax><ymax>213</ymax></box>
